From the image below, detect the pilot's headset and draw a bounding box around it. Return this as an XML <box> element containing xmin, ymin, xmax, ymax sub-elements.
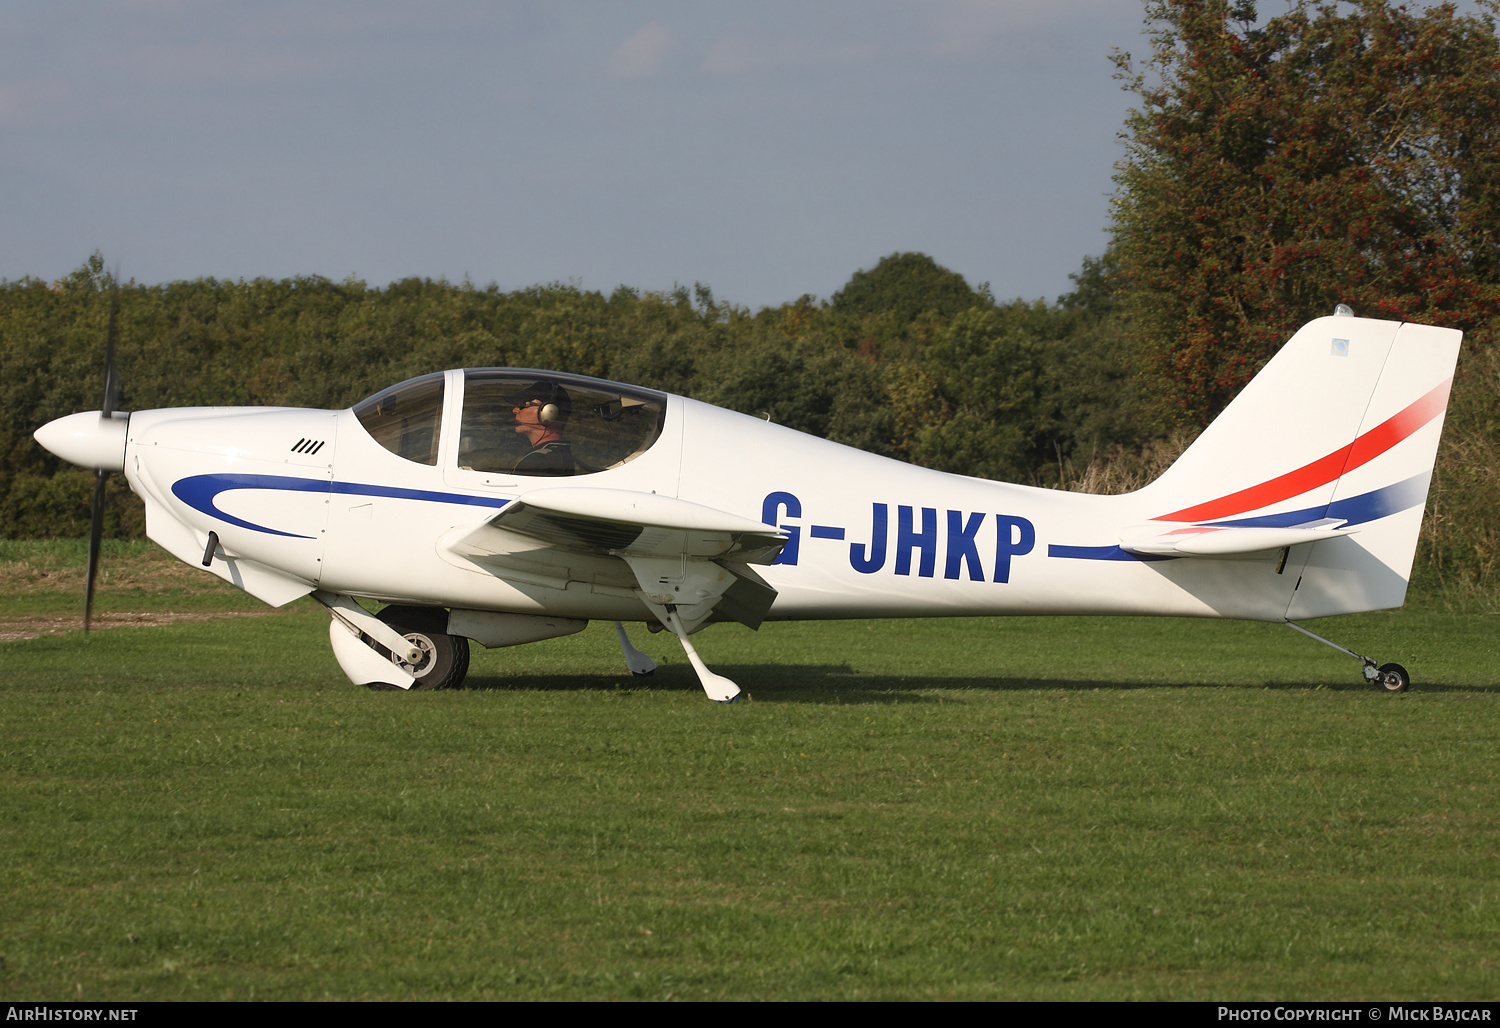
<box><xmin>524</xmin><ymin>381</ymin><xmax>570</xmax><ymax>425</ymax></box>
<box><xmin>538</xmin><ymin>383</ymin><xmax>562</xmax><ymax>425</ymax></box>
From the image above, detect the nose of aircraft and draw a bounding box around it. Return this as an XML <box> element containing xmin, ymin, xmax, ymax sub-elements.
<box><xmin>34</xmin><ymin>411</ymin><xmax>129</xmax><ymax>472</ymax></box>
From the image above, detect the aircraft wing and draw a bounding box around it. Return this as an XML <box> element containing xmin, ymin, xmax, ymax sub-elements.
<box><xmin>498</xmin><ymin>488</ymin><xmax>785</xmax><ymax>561</ymax></box>
<box><xmin>448</xmin><ymin>487</ymin><xmax>787</xmax><ymax>629</ymax></box>
<box><xmin>1120</xmin><ymin>518</ymin><xmax>1356</xmax><ymax>558</ymax></box>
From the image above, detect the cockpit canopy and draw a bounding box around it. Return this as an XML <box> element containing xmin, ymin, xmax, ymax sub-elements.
<box><xmin>352</xmin><ymin>371</ymin><xmax>446</xmax><ymax>465</ymax></box>
<box><xmin>352</xmin><ymin>369</ymin><xmax>668</xmax><ymax>476</ymax></box>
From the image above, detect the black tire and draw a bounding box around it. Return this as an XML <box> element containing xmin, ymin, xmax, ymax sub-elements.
<box><xmin>1377</xmin><ymin>662</ymin><xmax>1410</xmax><ymax>693</ymax></box>
<box><xmin>374</xmin><ymin>606</ymin><xmax>470</xmax><ymax>691</ymax></box>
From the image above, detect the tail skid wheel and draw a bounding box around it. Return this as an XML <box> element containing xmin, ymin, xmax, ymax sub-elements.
<box><xmin>370</xmin><ymin>606</ymin><xmax>470</xmax><ymax>691</ymax></box>
<box><xmin>1377</xmin><ymin>662</ymin><xmax>1410</xmax><ymax>694</ymax></box>
<box><xmin>1286</xmin><ymin>622</ymin><xmax>1413</xmax><ymax>694</ymax></box>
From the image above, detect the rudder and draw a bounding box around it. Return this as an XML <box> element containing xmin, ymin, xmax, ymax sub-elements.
<box><xmin>1286</xmin><ymin>321</ymin><xmax>1460</xmax><ymax>617</ymax></box>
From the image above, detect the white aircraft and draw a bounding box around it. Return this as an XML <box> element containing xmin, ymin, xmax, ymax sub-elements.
<box><xmin>34</xmin><ymin>308</ymin><xmax>1460</xmax><ymax>698</ymax></box>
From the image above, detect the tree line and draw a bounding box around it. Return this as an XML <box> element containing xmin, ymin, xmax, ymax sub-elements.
<box><xmin>0</xmin><ymin>253</ymin><xmax>1137</xmax><ymax>533</ymax></box>
<box><xmin>3</xmin><ymin>0</ymin><xmax>1497</xmax><ymax>595</ymax></box>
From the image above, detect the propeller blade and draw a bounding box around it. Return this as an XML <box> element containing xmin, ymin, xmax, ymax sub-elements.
<box><xmin>101</xmin><ymin>279</ymin><xmax>120</xmax><ymax>417</ymax></box>
<box><xmin>85</xmin><ymin>468</ymin><xmax>107</xmax><ymax>633</ymax></box>
<box><xmin>86</xmin><ymin>276</ymin><xmax>121</xmax><ymax>632</ymax></box>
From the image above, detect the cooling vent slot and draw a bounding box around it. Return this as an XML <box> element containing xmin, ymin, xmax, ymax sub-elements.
<box><xmin>291</xmin><ymin>438</ymin><xmax>327</xmax><ymax>455</ymax></box>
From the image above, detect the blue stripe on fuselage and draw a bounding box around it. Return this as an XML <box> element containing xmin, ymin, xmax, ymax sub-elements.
<box><xmin>171</xmin><ymin>473</ymin><xmax>511</xmax><ymax>539</ymax></box>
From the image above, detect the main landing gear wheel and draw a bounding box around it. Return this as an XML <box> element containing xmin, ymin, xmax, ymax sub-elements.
<box><xmin>1377</xmin><ymin>662</ymin><xmax>1410</xmax><ymax>694</ymax></box>
<box><xmin>372</xmin><ymin>606</ymin><xmax>470</xmax><ymax>691</ymax></box>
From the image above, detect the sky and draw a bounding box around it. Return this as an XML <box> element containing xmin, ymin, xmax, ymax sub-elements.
<box><xmin>3</xmin><ymin>2</ymin><xmax>1186</xmax><ymax>308</ymax></box>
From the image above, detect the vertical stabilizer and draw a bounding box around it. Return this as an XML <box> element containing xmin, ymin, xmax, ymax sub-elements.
<box><xmin>1136</xmin><ymin>315</ymin><xmax>1460</xmax><ymax>617</ymax></box>
<box><xmin>1141</xmin><ymin>316</ymin><xmax>1402</xmax><ymax>520</ymax></box>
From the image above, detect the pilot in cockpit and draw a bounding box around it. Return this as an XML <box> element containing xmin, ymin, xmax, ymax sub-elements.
<box><xmin>508</xmin><ymin>380</ymin><xmax>575</xmax><ymax>476</ymax></box>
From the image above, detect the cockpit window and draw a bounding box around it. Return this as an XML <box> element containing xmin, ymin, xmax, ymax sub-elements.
<box><xmin>352</xmin><ymin>372</ymin><xmax>445</xmax><ymax>465</ymax></box>
<box><xmin>459</xmin><ymin>370</ymin><xmax>667</xmax><ymax>477</ymax></box>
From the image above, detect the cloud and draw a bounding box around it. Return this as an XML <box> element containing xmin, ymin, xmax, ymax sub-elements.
<box><xmin>607</xmin><ymin>22</ymin><xmax>678</xmax><ymax>80</ymax></box>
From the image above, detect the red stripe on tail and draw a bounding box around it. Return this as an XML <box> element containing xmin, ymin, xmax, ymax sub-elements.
<box><xmin>1154</xmin><ymin>378</ymin><xmax>1452</xmax><ymax>523</ymax></box>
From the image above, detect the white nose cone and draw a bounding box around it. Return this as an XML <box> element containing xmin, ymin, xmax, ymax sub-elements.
<box><xmin>34</xmin><ymin>411</ymin><xmax>129</xmax><ymax>472</ymax></box>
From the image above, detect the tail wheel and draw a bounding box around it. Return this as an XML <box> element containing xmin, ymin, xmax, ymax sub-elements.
<box><xmin>1377</xmin><ymin>662</ymin><xmax>1410</xmax><ymax>694</ymax></box>
<box><xmin>374</xmin><ymin>606</ymin><xmax>470</xmax><ymax>691</ymax></box>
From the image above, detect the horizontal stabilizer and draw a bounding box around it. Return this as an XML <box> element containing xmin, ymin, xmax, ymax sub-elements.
<box><xmin>1121</xmin><ymin>519</ymin><xmax>1356</xmax><ymax>558</ymax></box>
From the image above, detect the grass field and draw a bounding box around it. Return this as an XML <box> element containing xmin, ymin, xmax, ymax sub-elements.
<box><xmin>2</xmin><ymin>541</ymin><xmax>1498</xmax><ymax>1000</ymax></box>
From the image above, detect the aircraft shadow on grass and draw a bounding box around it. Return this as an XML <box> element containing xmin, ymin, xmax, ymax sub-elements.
<box><xmin>457</xmin><ymin>665</ymin><xmax>1500</xmax><ymax>699</ymax></box>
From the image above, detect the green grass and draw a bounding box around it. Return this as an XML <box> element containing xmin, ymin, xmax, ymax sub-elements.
<box><xmin>0</xmin><ymin>539</ymin><xmax>265</xmax><ymax>618</ymax></box>
<box><xmin>3</xmin><ymin>542</ymin><xmax>1499</xmax><ymax>1000</ymax></box>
